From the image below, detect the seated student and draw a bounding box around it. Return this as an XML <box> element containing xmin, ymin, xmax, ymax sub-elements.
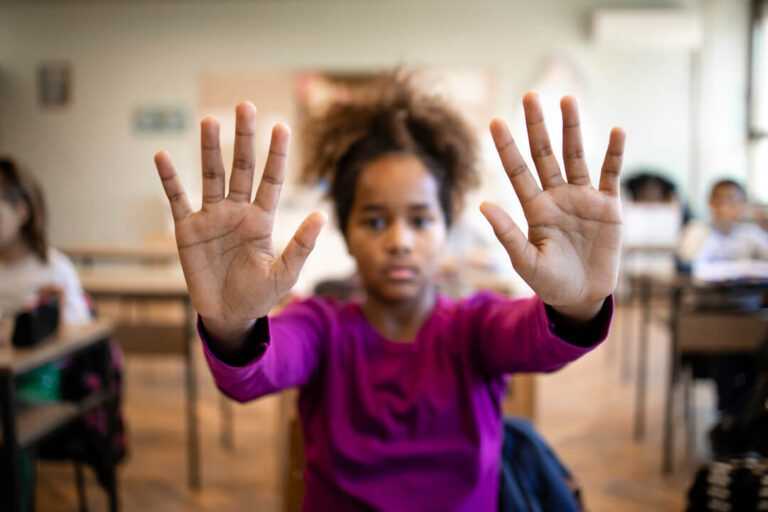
<box><xmin>0</xmin><ymin>156</ymin><xmax>124</xmax><ymax>504</ymax></box>
<box><xmin>0</xmin><ymin>156</ymin><xmax>90</xmax><ymax>324</ymax></box>
<box><xmin>676</xmin><ymin>179</ymin><xmax>768</xmax><ymax>454</ymax></box>
<box><xmin>153</xmin><ymin>72</ymin><xmax>626</xmax><ymax>511</ymax></box>
<box><xmin>678</xmin><ymin>179</ymin><xmax>768</xmax><ymax>268</ymax></box>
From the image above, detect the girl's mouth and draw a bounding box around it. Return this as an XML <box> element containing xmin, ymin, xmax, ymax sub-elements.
<box><xmin>384</xmin><ymin>267</ymin><xmax>416</xmax><ymax>280</ymax></box>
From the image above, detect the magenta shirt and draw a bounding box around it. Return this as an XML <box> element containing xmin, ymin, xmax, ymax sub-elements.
<box><xmin>201</xmin><ymin>292</ymin><xmax>612</xmax><ymax>511</ymax></box>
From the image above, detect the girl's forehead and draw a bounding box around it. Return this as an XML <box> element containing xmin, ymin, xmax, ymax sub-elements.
<box><xmin>353</xmin><ymin>154</ymin><xmax>441</xmax><ymax>208</ymax></box>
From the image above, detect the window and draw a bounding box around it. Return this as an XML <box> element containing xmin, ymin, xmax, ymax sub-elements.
<box><xmin>749</xmin><ymin>0</ymin><xmax>768</xmax><ymax>202</ymax></box>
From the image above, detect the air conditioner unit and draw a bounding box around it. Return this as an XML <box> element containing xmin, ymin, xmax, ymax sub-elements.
<box><xmin>592</xmin><ymin>9</ymin><xmax>702</xmax><ymax>50</ymax></box>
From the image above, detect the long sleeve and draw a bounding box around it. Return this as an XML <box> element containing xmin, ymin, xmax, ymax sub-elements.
<box><xmin>50</xmin><ymin>249</ymin><xmax>92</xmax><ymax>323</ymax></box>
<box><xmin>751</xmin><ymin>224</ymin><xmax>768</xmax><ymax>260</ymax></box>
<box><xmin>200</xmin><ymin>298</ymin><xmax>331</xmax><ymax>403</ymax></box>
<box><xmin>465</xmin><ymin>292</ymin><xmax>612</xmax><ymax>376</ymax></box>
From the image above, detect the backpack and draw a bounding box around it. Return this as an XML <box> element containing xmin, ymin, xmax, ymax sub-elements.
<box><xmin>498</xmin><ymin>417</ymin><xmax>584</xmax><ymax>512</ymax></box>
<box><xmin>686</xmin><ymin>455</ymin><xmax>768</xmax><ymax>511</ymax></box>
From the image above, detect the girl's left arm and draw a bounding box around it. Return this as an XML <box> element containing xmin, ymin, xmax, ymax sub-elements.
<box><xmin>467</xmin><ymin>291</ymin><xmax>612</xmax><ymax>376</ymax></box>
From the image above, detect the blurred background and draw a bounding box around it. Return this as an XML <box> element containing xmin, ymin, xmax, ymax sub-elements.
<box><xmin>0</xmin><ymin>0</ymin><xmax>767</xmax><ymax>511</ymax></box>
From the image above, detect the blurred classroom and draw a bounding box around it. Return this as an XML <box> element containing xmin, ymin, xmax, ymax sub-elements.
<box><xmin>1</xmin><ymin>0</ymin><xmax>767</xmax><ymax>511</ymax></box>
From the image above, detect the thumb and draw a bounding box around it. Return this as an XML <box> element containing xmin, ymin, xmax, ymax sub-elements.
<box><xmin>479</xmin><ymin>201</ymin><xmax>536</xmax><ymax>276</ymax></box>
<box><xmin>277</xmin><ymin>211</ymin><xmax>327</xmax><ymax>281</ymax></box>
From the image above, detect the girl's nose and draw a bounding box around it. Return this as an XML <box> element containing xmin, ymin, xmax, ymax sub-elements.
<box><xmin>385</xmin><ymin>219</ymin><xmax>414</xmax><ymax>255</ymax></box>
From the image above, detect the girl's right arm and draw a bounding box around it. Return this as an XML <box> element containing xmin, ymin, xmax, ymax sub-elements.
<box><xmin>200</xmin><ymin>298</ymin><xmax>330</xmax><ymax>402</ymax></box>
<box><xmin>153</xmin><ymin>102</ymin><xmax>326</xmax><ymax>365</ymax></box>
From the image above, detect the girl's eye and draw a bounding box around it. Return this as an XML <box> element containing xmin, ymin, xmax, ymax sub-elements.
<box><xmin>364</xmin><ymin>218</ymin><xmax>386</xmax><ymax>230</ymax></box>
<box><xmin>411</xmin><ymin>216</ymin><xmax>432</xmax><ymax>229</ymax></box>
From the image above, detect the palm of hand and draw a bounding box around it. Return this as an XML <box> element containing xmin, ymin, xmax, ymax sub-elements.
<box><xmin>154</xmin><ymin>103</ymin><xmax>326</xmax><ymax>325</ymax></box>
<box><xmin>481</xmin><ymin>93</ymin><xmax>626</xmax><ymax>313</ymax></box>
<box><xmin>522</xmin><ymin>184</ymin><xmax>622</xmax><ymax>306</ymax></box>
<box><xmin>174</xmin><ymin>201</ymin><xmax>278</xmax><ymax>322</ymax></box>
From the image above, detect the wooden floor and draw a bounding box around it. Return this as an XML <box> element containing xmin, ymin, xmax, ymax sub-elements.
<box><xmin>35</xmin><ymin>303</ymin><xmax>711</xmax><ymax>511</ymax></box>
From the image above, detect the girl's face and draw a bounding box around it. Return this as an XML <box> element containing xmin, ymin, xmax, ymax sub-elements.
<box><xmin>0</xmin><ymin>196</ymin><xmax>28</xmax><ymax>253</ymax></box>
<box><xmin>345</xmin><ymin>153</ymin><xmax>447</xmax><ymax>304</ymax></box>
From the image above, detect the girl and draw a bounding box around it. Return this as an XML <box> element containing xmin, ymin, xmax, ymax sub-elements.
<box><xmin>0</xmin><ymin>157</ymin><xmax>90</xmax><ymax>325</ymax></box>
<box><xmin>154</xmin><ymin>74</ymin><xmax>625</xmax><ymax>511</ymax></box>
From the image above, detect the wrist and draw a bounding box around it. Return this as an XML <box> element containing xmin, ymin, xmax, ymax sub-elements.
<box><xmin>200</xmin><ymin>315</ymin><xmax>257</xmax><ymax>348</ymax></box>
<box><xmin>548</xmin><ymin>298</ymin><xmax>606</xmax><ymax>325</ymax></box>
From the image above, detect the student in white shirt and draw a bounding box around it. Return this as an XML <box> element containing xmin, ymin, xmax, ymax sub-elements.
<box><xmin>0</xmin><ymin>156</ymin><xmax>90</xmax><ymax>324</ymax></box>
<box><xmin>678</xmin><ymin>179</ymin><xmax>768</xmax><ymax>266</ymax></box>
<box><xmin>676</xmin><ymin>179</ymin><xmax>768</xmax><ymax>453</ymax></box>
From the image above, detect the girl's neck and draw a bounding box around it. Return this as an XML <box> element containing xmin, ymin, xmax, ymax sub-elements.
<box><xmin>360</xmin><ymin>286</ymin><xmax>437</xmax><ymax>343</ymax></box>
<box><xmin>0</xmin><ymin>237</ymin><xmax>33</xmax><ymax>264</ymax></box>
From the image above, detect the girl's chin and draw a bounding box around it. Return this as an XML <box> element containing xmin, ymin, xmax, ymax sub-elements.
<box><xmin>372</xmin><ymin>282</ymin><xmax>433</xmax><ymax>302</ymax></box>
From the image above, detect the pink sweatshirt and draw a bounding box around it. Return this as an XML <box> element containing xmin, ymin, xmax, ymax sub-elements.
<box><xmin>201</xmin><ymin>291</ymin><xmax>612</xmax><ymax>511</ymax></box>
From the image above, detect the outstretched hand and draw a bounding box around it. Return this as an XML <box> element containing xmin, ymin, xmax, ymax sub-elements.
<box><xmin>481</xmin><ymin>93</ymin><xmax>625</xmax><ymax>322</ymax></box>
<box><xmin>154</xmin><ymin>102</ymin><xmax>326</xmax><ymax>339</ymax></box>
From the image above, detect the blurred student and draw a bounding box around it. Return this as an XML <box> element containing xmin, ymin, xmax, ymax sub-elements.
<box><xmin>0</xmin><ymin>156</ymin><xmax>90</xmax><ymax>324</ymax></box>
<box><xmin>677</xmin><ymin>179</ymin><xmax>768</xmax><ymax>455</ymax></box>
<box><xmin>0</xmin><ymin>157</ymin><xmax>127</xmax><ymax>507</ymax></box>
<box><xmin>678</xmin><ymin>179</ymin><xmax>768</xmax><ymax>266</ymax></box>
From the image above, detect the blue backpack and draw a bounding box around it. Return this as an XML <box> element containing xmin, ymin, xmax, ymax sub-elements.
<box><xmin>498</xmin><ymin>417</ymin><xmax>584</xmax><ymax>512</ymax></box>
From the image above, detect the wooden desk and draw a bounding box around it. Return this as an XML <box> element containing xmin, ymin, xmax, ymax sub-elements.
<box><xmin>77</xmin><ymin>268</ymin><xmax>204</xmax><ymax>490</ymax></box>
<box><xmin>61</xmin><ymin>244</ymin><xmax>178</xmax><ymax>266</ymax></box>
<box><xmin>0</xmin><ymin>320</ymin><xmax>117</xmax><ymax>512</ymax></box>
<box><xmin>632</xmin><ymin>274</ymin><xmax>768</xmax><ymax>473</ymax></box>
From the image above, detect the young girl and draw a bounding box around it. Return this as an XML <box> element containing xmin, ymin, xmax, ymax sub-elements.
<box><xmin>0</xmin><ymin>157</ymin><xmax>90</xmax><ymax>324</ymax></box>
<box><xmin>154</xmin><ymin>74</ymin><xmax>625</xmax><ymax>511</ymax></box>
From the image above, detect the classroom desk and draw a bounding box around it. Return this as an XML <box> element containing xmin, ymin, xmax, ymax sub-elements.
<box><xmin>77</xmin><ymin>268</ymin><xmax>206</xmax><ymax>490</ymax></box>
<box><xmin>631</xmin><ymin>274</ymin><xmax>768</xmax><ymax>474</ymax></box>
<box><xmin>0</xmin><ymin>320</ymin><xmax>117</xmax><ymax>512</ymax></box>
<box><xmin>61</xmin><ymin>244</ymin><xmax>178</xmax><ymax>266</ymax></box>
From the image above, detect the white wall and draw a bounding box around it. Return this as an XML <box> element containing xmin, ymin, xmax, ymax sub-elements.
<box><xmin>0</xmin><ymin>0</ymin><xmax>751</xmax><ymax>249</ymax></box>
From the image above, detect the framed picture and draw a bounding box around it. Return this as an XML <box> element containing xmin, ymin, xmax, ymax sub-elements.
<box><xmin>37</xmin><ymin>61</ymin><xmax>72</xmax><ymax>107</ymax></box>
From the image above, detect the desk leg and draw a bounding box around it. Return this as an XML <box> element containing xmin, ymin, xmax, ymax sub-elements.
<box><xmin>662</xmin><ymin>287</ymin><xmax>682</xmax><ymax>474</ymax></box>
<box><xmin>220</xmin><ymin>395</ymin><xmax>234</xmax><ymax>451</ymax></box>
<box><xmin>184</xmin><ymin>301</ymin><xmax>201</xmax><ymax>489</ymax></box>
<box><xmin>621</xmin><ymin>277</ymin><xmax>636</xmax><ymax>383</ymax></box>
<box><xmin>101</xmin><ymin>339</ymin><xmax>119</xmax><ymax>512</ymax></box>
<box><xmin>0</xmin><ymin>374</ymin><xmax>22</xmax><ymax>512</ymax></box>
<box><xmin>634</xmin><ymin>277</ymin><xmax>651</xmax><ymax>440</ymax></box>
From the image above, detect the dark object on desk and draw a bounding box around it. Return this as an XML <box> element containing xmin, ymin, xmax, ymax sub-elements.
<box><xmin>11</xmin><ymin>301</ymin><xmax>59</xmax><ymax>347</ymax></box>
<box><xmin>686</xmin><ymin>454</ymin><xmax>768</xmax><ymax>511</ymax></box>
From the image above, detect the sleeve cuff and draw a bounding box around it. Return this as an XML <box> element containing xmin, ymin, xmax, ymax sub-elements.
<box><xmin>198</xmin><ymin>315</ymin><xmax>271</xmax><ymax>368</ymax></box>
<box><xmin>544</xmin><ymin>295</ymin><xmax>614</xmax><ymax>348</ymax></box>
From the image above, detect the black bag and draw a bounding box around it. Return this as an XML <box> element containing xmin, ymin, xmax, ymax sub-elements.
<box><xmin>11</xmin><ymin>300</ymin><xmax>59</xmax><ymax>347</ymax></box>
<box><xmin>686</xmin><ymin>454</ymin><xmax>768</xmax><ymax>511</ymax></box>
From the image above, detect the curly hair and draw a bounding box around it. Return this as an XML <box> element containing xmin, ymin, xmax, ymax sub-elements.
<box><xmin>0</xmin><ymin>156</ymin><xmax>48</xmax><ymax>261</ymax></box>
<box><xmin>301</xmin><ymin>70</ymin><xmax>480</xmax><ymax>234</ymax></box>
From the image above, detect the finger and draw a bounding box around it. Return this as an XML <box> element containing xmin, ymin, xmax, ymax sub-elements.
<box><xmin>201</xmin><ymin>116</ymin><xmax>226</xmax><ymax>205</ymax></box>
<box><xmin>479</xmin><ymin>201</ymin><xmax>536</xmax><ymax>277</ymax></box>
<box><xmin>277</xmin><ymin>211</ymin><xmax>327</xmax><ymax>280</ymax></box>
<box><xmin>253</xmin><ymin>124</ymin><xmax>290</xmax><ymax>224</ymax></box>
<box><xmin>523</xmin><ymin>91</ymin><xmax>565</xmax><ymax>189</ymax></box>
<box><xmin>228</xmin><ymin>102</ymin><xmax>257</xmax><ymax>202</ymax></box>
<box><xmin>560</xmin><ymin>95</ymin><xmax>591</xmax><ymax>186</ymax></box>
<box><xmin>490</xmin><ymin>118</ymin><xmax>540</xmax><ymax>204</ymax></box>
<box><xmin>154</xmin><ymin>151</ymin><xmax>193</xmax><ymax>222</ymax></box>
<box><xmin>598</xmin><ymin>127</ymin><xmax>626</xmax><ymax>196</ymax></box>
